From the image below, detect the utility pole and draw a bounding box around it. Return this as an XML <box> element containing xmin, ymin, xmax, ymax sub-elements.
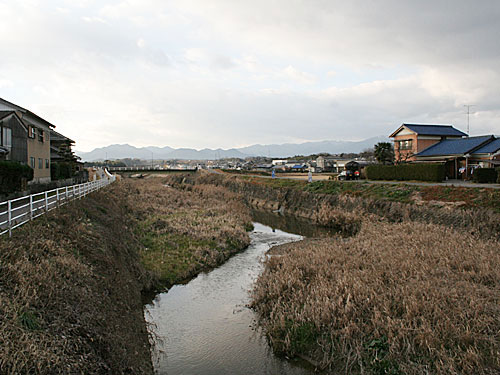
<box><xmin>463</xmin><ymin>104</ymin><xmax>476</xmax><ymax>136</ymax></box>
<box><xmin>151</xmin><ymin>151</ymin><xmax>154</xmax><ymax>169</ymax></box>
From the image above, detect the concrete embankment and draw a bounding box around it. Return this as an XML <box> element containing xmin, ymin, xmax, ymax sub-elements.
<box><xmin>179</xmin><ymin>172</ymin><xmax>500</xmax><ymax>240</ymax></box>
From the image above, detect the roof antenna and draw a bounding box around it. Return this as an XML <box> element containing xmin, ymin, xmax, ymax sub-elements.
<box><xmin>463</xmin><ymin>104</ymin><xmax>476</xmax><ymax>136</ymax></box>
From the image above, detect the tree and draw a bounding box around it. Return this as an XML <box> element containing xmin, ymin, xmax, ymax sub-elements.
<box><xmin>374</xmin><ymin>142</ymin><xmax>394</xmax><ymax>165</ymax></box>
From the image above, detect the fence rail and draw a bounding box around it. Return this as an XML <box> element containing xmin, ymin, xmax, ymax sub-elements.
<box><xmin>0</xmin><ymin>176</ymin><xmax>115</xmax><ymax>237</ymax></box>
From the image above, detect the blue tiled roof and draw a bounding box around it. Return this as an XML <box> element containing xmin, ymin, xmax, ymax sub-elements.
<box><xmin>416</xmin><ymin>136</ymin><xmax>494</xmax><ymax>157</ymax></box>
<box><xmin>473</xmin><ymin>138</ymin><xmax>500</xmax><ymax>154</ymax></box>
<box><xmin>403</xmin><ymin>124</ymin><xmax>467</xmax><ymax>137</ymax></box>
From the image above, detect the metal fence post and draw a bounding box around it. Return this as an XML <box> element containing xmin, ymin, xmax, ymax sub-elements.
<box><xmin>56</xmin><ymin>189</ymin><xmax>60</xmax><ymax>207</ymax></box>
<box><xmin>66</xmin><ymin>186</ymin><xmax>69</xmax><ymax>202</ymax></box>
<box><xmin>30</xmin><ymin>194</ymin><xmax>33</xmax><ymax>220</ymax></box>
<box><xmin>8</xmin><ymin>200</ymin><xmax>12</xmax><ymax>237</ymax></box>
<box><xmin>45</xmin><ymin>191</ymin><xmax>48</xmax><ymax>212</ymax></box>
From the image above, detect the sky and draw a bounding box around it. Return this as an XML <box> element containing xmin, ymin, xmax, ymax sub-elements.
<box><xmin>0</xmin><ymin>0</ymin><xmax>499</xmax><ymax>152</ymax></box>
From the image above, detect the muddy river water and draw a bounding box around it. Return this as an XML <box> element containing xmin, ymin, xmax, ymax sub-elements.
<box><xmin>145</xmin><ymin>212</ymin><xmax>327</xmax><ymax>375</ymax></box>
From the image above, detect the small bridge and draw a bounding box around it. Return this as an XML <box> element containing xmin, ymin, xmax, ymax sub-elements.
<box><xmin>107</xmin><ymin>166</ymin><xmax>198</xmax><ymax>172</ymax></box>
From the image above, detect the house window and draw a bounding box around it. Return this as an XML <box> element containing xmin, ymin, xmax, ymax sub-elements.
<box><xmin>38</xmin><ymin>129</ymin><xmax>44</xmax><ymax>142</ymax></box>
<box><xmin>38</xmin><ymin>158</ymin><xmax>43</xmax><ymax>169</ymax></box>
<box><xmin>30</xmin><ymin>157</ymin><xmax>35</xmax><ymax>168</ymax></box>
<box><xmin>398</xmin><ymin>140</ymin><xmax>413</xmax><ymax>150</ymax></box>
<box><xmin>45</xmin><ymin>159</ymin><xmax>49</xmax><ymax>168</ymax></box>
<box><xmin>29</xmin><ymin>126</ymin><xmax>36</xmax><ymax>139</ymax></box>
<box><xmin>2</xmin><ymin>127</ymin><xmax>12</xmax><ymax>160</ymax></box>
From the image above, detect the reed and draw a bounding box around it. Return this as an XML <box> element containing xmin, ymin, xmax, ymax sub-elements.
<box><xmin>252</xmin><ymin>218</ymin><xmax>500</xmax><ymax>374</ymax></box>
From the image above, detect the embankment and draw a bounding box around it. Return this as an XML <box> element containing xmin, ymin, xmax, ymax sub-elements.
<box><xmin>0</xmin><ymin>177</ymin><xmax>253</xmax><ymax>374</ymax></box>
<box><xmin>169</xmin><ymin>172</ymin><xmax>500</xmax><ymax>374</ymax></box>
<box><xmin>126</xmin><ymin>177</ymin><xmax>253</xmax><ymax>287</ymax></box>
<box><xmin>0</xmin><ymin>182</ymin><xmax>154</xmax><ymax>374</ymax></box>
<box><xmin>177</xmin><ymin>172</ymin><xmax>500</xmax><ymax>240</ymax></box>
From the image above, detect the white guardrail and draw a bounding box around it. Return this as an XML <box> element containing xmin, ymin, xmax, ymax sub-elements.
<box><xmin>0</xmin><ymin>176</ymin><xmax>115</xmax><ymax>237</ymax></box>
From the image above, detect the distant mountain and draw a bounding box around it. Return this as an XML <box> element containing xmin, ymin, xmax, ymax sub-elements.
<box><xmin>76</xmin><ymin>144</ymin><xmax>175</xmax><ymax>161</ymax></box>
<box><xmin>76</xmin><ymin>136</ymin><xmax>389</xmax><ymax>161</ymax></box>
<box><xmin>239</xmin><ymin>136</ymin><xmax>388</xmax><ymax>158</ymax></box>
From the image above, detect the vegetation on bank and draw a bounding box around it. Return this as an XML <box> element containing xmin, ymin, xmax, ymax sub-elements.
<box><xmin>238</xmin><ymin>175</ymin><xmax>500</xmax><ymax>212</ymax></box>
<box><xmin>126</xmin><ymin>178</ymin><xmax>253</xmax><ymax>287</ymax></box>
<box><xmin>172</xmin><ymin>172</ymin><xmax>500</xmax><ymax>373</ymax></box>
<box><xmin>0</xmin><ymin>176</ymin><xmax>255</xmax><ymax>374</ymax></box>
<box><xmin>251</xmin><ymin>218</ymin><xmax>500</xmax><ymax>374</ymax></box>
<box><xmin>0</xmin><ymin>183</ymin><xmax>154</xmax><ymax>374</ymax></box>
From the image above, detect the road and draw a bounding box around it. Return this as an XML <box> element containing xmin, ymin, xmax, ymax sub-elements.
<box><xmin>214</xmin><ymin>170</ymin><xmax>500</xmax><ymax>189</ymax></box>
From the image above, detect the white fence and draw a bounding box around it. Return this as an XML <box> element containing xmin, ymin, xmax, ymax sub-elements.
<box><xmin>0</xmin><ymin>176</ymin><xmax>115</xmax><ymax>237</ymax></box>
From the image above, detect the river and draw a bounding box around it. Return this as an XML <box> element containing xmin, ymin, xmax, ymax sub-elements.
<box><xmin>145</xmin><ymin>213</ymin><xmax>325</xmax><ymax>375</ymax></box>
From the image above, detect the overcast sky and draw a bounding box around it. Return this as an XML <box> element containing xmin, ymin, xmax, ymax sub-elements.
<box><xmin>0</xmin><ymin>0</ymin><xmax>499</xmax><ymax>151</ymax></box>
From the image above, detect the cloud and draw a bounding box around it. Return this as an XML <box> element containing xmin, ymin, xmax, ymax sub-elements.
<box><xmin>282</xmin><ymin>65</ymin><xmax>316</xmax><ymax>84</ymax></box>
<box><xmin>0</xmin><ymin>0</ymin><xmax>499</xmax><ymax>152</ymax></box>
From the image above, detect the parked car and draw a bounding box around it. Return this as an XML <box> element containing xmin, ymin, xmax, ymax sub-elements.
<box><xmin>337</xmin><ymin>170</ymin><xmax>354</xmax><ymax>180</ymax></box>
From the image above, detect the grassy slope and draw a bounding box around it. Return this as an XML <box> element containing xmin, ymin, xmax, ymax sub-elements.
<box><xmin>0</xmin><ymin>182</ymin><xmax>154</xmax><ymax>374</ymax></box>
<box><xmin>127</xmin><ymin>178</ymin><xmax>253</xmax><ymax>287</ymax></box>
<box><xmin>252</xmin><ymin>219</ymin><xmax>500</xmax><ymax>375</ymax></box>
<box><xmin>240</xmin><ymin>176</ymin><xmax>500</xmax><ymax>212</ymax></box>
<box><xmin>0</xmin><ymin>177</ymin><xmax>253</xmax><ymax>374</ymax></box>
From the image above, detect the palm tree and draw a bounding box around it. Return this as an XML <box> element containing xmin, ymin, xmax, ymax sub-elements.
<box><xmin>374</xmin><ymin>142</ymin><xmax>394</xmax><ymax>165</ymax></box>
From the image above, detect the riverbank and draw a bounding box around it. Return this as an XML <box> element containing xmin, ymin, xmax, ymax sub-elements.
<box><xmin>0</xmin><ymin>182</ymin><xmax>154</xmax><ymax>374</ymax></box>
<box><xmin>0</xmin><ymin>177</ymin><xmax>253</xmax><ymax>374</ymax></box>
<box><xmin>185</xmin><ymin>172</ymin><xmax>500</xmax><ymax>240</ymax></box>
<box><xmin>172</xmin><ymin>171</ymin><xmax>500</xmax><ymax>374</ymax></box>
<box><xmin>127</xmin><ymin>177</ymin><xmax>253</xmax><ymax>288</ymax></box>
<box><xmin>251</xmin><ymin>219</ymin><xmax>500</xmax><ymax>374</ymax></box>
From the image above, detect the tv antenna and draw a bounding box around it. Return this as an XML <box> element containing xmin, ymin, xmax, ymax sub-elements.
<box><xmin>463</xmin><ymin>104</ymin><xmax>476</xmax><ymax>136</ymax></box>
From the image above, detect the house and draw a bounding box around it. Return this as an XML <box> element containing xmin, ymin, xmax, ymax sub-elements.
<box><xmin>0</xmin><ymin>98</ymin><xmax>55</xmax><ymax>183</ymax></box>
<box><xmin>470</xmin><ymin>138</ymin><xmax>500</xmax><ymax>167</ymax></box>
<box><xmin>415</xmin><ymin>135</ymin><xmax>498</xmax><ymax>179</ymax></box>
<box><xmin>50</xmin><ymin>129</ymin><xmax>84</xmax><ymax>173</ymax></box>
<box><xmin>389</xmin><ymin>123</ymin><xmax>467</xmax><ymax>162</ymax></box>
<box><xmin>316</xmin><ymin>156</ymin><xmax>351</xmax><ymax>172</ymax></box>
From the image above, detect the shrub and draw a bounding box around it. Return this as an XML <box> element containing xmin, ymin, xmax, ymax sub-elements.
<box><xmin>366</xmin><ymin>163</ymin><xmax>445</xmax><ymax>182</ymax></box>
<box><xmin>497</xmin><ymin>167</ymin><xmax>500</xmax><ymax>183</ymax></box>
<box><xmin>472</xmin><ymin>168</ymin><xmax>497</xmax><ymax>183</ymax></box>
<box><xmin>51</xmin><ymin>162</ymin><xmax>74</xmax><ymax>180</ymax></box>
<box><xmin>0</xmin><ymin>161</ymin><xmax>34</xmax><ymax>194</ymax></box>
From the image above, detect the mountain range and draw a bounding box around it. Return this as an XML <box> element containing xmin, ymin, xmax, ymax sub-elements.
<box><xmin>76</xmin><ymin>136</ymin><xmax>388</xmax><ymax>161</ymax></box>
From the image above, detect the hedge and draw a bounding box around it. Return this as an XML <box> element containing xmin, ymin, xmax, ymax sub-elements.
<box><xmin>365</xmin><ymin>163</ymin><xmax>445</xmax><ymax>182</ymax></box>
<box><xmin>472</xmin><ymin>168</ymin><xmax>497</xmax><ymax>183</ymax></box>
<box><xmin>0</xmin><ymin>161</ymin><xmax>34</xmax><ymax>194</ymax></box>
<box><xmin>51</xmin><ymin>162</ymin><xmax>74</xmax><ymax>180</ymax></box>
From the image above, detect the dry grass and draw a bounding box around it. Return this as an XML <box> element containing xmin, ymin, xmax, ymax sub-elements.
<box><xmin>123</xmin><ymin>177</ymin><xmax>253</xmax><ymax>286</ymax></box>
<box><xmin>313</xmin><ymin>202</ymin><xmax>362</xmax><ymax>236</ymax></box>
<box><xmin>251</xmin><ymin>218</ymin><xmax>500</xmax><ymax>374</ymax></box>
<box><xmin>0</xmin><ymin>176</ymin><xmax>254</xmax><ymax>374</ymax></box>
<box><xmin>188</xmin><ymin>172</ymin><xmax>500</xmax><ymax>241</ymax></box>
<box><xmin>0</xmin><ymin>183</ymin><xmax>154</xmax><ymax>374</ymax></box>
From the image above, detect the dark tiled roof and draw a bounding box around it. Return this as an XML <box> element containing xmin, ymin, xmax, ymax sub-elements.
<box><xmin>416</xmin><ymin>136</ymin><xmax>494</xmax><ymax>157</ymax></box>
<box><xmin>50</xmin><ymin>129</ymin><xmax>74</xmax><ymax>143</ymax></box>
<box><xmin>0</xmin><ymin>110</ymin><xmax>15</xmax><ymax>120</ymax></box>
<box><xmin>473</xmin><ymin>138</ymin><xmax>500</xmax><ymax>154</ymax></box>
<box><xmin>403</xmin><ymin>124</ymin><xmax>467</xmax><ymax>137</ymax></box>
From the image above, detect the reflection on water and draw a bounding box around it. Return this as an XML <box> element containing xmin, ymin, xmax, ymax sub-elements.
<box><xmin>251</xmin><ymin>209</ymin><xmax>334</xmax><ymax>238</ymax></box>
<box><xmin>145</xmin><ymin>223</ymin><xmax>316</xmax><ymax>375</ymax></box>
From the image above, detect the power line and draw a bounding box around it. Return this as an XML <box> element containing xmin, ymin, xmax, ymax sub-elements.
<box><xmin>463</xmin><ymin>104</ymin><xmax>476</xmax><ymax>136</ymax></box>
